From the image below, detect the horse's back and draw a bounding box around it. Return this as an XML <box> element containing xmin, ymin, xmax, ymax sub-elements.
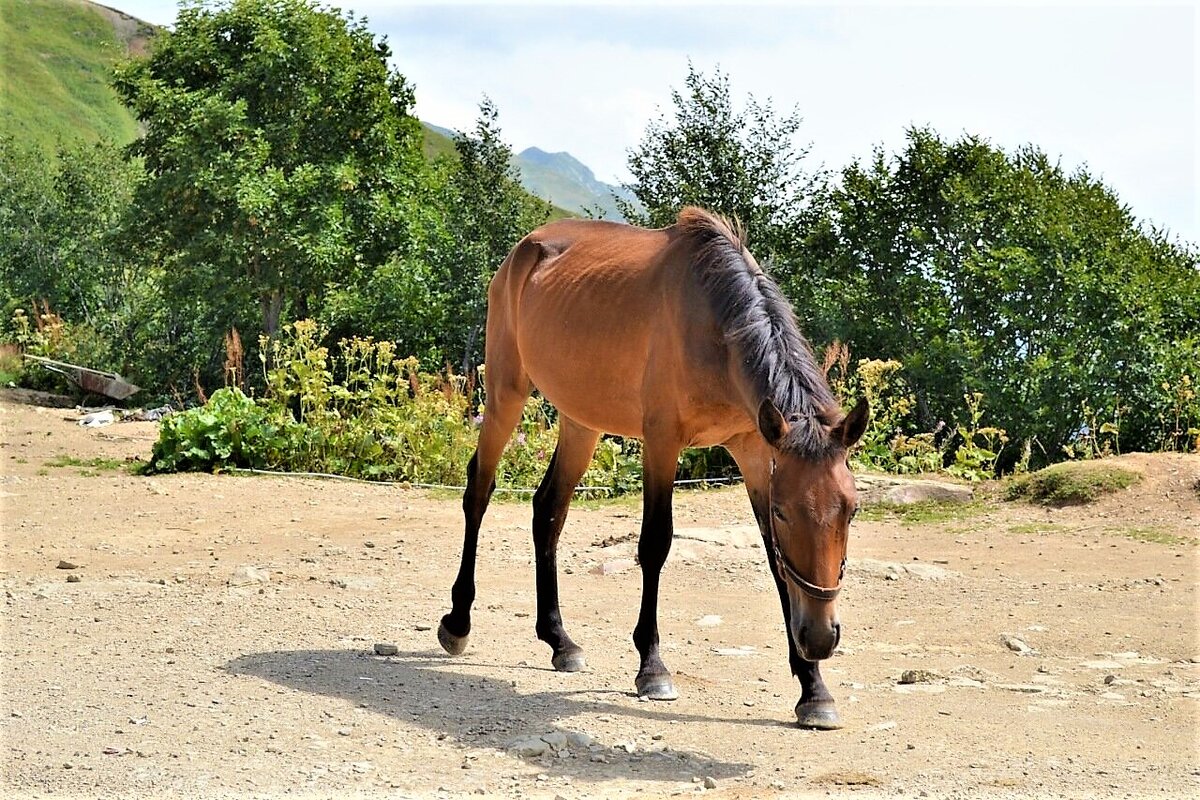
<box><xmin>487</xmin><ymin>218</ymin><xmax>683</xmax><ymax>437</ymax></box>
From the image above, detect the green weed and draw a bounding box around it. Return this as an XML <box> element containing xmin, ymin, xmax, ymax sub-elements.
<box><xmin>1117</xmin><ymin>526</ymin><xmax>1195</xmax><ymax>547</ymax></box>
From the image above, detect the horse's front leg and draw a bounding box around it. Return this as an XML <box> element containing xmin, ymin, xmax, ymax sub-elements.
<box><xmin>631</xmin><ymin>439</ymin><xmax>681</xmax><ymax>700</ymax></box>
<box><xmin>726</xmin><ymin>434</ymin><xmax>842</xmax><ymax>729</ymax></box>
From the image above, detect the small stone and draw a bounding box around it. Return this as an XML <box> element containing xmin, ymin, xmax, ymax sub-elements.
<box><xmin>56</xmin><ymin>560</ymin><xmax>80</xmax><ymax>570</ymax></box>
<box><xmin>1103</xmin><ymin>674</ymin><xmax>1116</xmax><ymax>685</ymax></box>
<box><xmin>66</xmin><ymin>574</ymin><xmax>81</xmax><ymax>583</ymax></box>
<box><xmin>228</xmin><ymin>565</ymin><xmax>269</xmax><ymax>586</ymax></box>
<box><xmin>1001</xmin><ymin>634</ymin><xmax>1033</xmax><ymax>654</ymax></box>
<box><xmin>898</xmin><ymin>669</ymin><xmax>940</xmax><ymax>685</ymax></box>
<box><xmin>414</xmin><ymin>624</ymin><xmax>431</xmax><ymax>632</ymax></box>
<box><xmin>589</xmin><ymin>753</ymin><xmax>608</xmax><ymax>763</ymax></box>
<box><xmin>703</xmin><ymin>776</ymin><xmax>718</xmax><ymax>789</ymax></box>
<box><xmin>373</xmin><ymin>643</ymin><xmax>399</xmax><ymax>656</ymax></box>
<box><xmin>618</xmin><ymin>741</ymin><xmax>636</xmax><ymax>753</ymax></box>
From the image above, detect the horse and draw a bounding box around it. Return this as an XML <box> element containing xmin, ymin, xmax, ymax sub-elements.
<box><xmin>436</xmin><ymin>207</ymin><xmax>868</xmax><ymax>729</ymax></box>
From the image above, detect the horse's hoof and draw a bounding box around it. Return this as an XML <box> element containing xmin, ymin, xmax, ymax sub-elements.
<box><xmin>636</xmin><ymin>673</ymin><xmax>679</xmax><ymax>701</ymax></box>
<box><xmin>551</xmin><ymin>648</ymin><xmax>587</xmax><ymax>672</ymax></box>
<box><xmin>437</xmin><ymin>617</ymin><xmax>468</xmax><ymax>656</ymax></box>
<box><xmin>795</xmin><ymin>699</ymin><xmax>842</xmax><ymax>730</ymax></box>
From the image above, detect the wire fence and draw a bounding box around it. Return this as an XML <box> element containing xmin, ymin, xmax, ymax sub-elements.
<box><xmin>226</xmin><ymin>467</ymin><xmax>743</xmax><ymax>494</ymax></box>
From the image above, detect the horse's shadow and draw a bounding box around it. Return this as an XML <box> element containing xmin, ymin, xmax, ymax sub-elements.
<box><xmin>224</xmin><ymin>648</ymin><xmax>763</xmax><ymax>783</ymax></box>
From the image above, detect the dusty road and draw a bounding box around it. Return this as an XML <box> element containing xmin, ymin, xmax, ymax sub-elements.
<box><xmin>2</xmin><ymin>395</ymin><xmax>1197</xmax><ymax>799</ymax></box>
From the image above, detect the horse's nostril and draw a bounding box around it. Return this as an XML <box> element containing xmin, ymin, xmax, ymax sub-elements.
<box><xmin>832</xmin><ymin>622</ymin><xmax>841</xmax><ymax>648</ymax></box>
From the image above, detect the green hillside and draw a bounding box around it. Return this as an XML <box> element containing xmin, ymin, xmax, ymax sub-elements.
<box><xmin>0</xmin><ymin>0</ymin><xmax>151</xmax><ymax>151</ymax></box>
<box><xmin>4</xmin><ymin>0</ymin><xmax>576</xmax><ymax>221</ymax></box>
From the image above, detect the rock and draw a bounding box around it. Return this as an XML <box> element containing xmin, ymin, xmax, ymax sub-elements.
<box><xmin>1001</xmin><ymin>634</ymin><xmax>1034</xmax><ymax>654</ymax></box>
<box><xmin>898</xmin><ymin>669</ymin><xmax>941</xmax><ymax>685</ymax></box>
<box><xmin>703</xmin><ymin>776</ymin><xmax>718</xmax><ymax>789</ymax></box>
<box><xmin>66</xmin><ymin>574</ymin><xmax>81</xmax><ymax>583</ymax></box>
<box><xmin>228</xmin><ymin>566</ymin><xmax>269</xmax><ymax>586</ymax></box>
<box><xmin>675</xmin><ymin>525</ymin><xmax>762</xmax><ymax>549</ymax></box>
<box><xmin>695</xmin><ymin>614</ymin><xmax>723</xmax><ymax>627</ymax></box>
<box><xmin>852</xmin><ymin>558</ymin><xmax>957</xmax><ymax>581</ymax></box>
<box><xmin>1103</xmin><ymin>674</ymin><xmax>1116</xmax><ymax>685</ymax></box>
<box><xmin>881</xmin><ymin>482</ymin><xmax>974</xmax><ymax>505</ymax></box>
<box><xmin>373</xmin><ymin>643</ymin><xmax>399</xmax><ymax>656</ymax></box>
<box><xmin>56</xmin><ymin>560</ymin><xmax>80</xmax><ymax>570</ymax></box>
<box><xmin>540</xmin><ymin>731</ymin><xmax>568</xmax><ymax>751</ymax></box>
<box><xmin>565</xmin><ymin>731</ymin><xmax>593</xmax><ymax>749</ymax></box>
<box><xmin>589</xmin><ymin>559</ymin><xmax>636</xmax><ymax>576</ymax></box>
<box><xmin>508</xmin><ymin>736</ymin><xmax>549</xmax><ymax>757</ymax></box>
<box><xmin>618</xmin><ymin>741</ymin><xmax>636</xmax><ymax>753</ymax></box>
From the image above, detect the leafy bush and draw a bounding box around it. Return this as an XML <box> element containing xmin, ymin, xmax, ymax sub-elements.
<box><xmin>1006</xmin><ymin>462</ymin><xmax>1141</xmax><ymax>505</ymax></box>
<box><xmin>147</xmin><ymin>320</ymin><xmax>646</xmax><ymax>494</ymax></box>
<box><xmin>827</xmin><ymin>352</ymin><xmax>1006</xmax><ymax>480</ymax></box>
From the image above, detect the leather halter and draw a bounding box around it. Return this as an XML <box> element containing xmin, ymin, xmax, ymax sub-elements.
<box><xmin>767</xmin><ymin>458</ymin><xmax>845</xmax><ymax>602</ymax></box>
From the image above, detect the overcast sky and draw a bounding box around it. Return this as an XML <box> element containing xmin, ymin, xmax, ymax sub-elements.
<box><xmin>112</xmin><ymin>1</ymin><xmax>1197</xmax><ymax>245</ymax></box>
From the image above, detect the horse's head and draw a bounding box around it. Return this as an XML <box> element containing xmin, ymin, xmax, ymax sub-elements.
<box><xmin>758</xmin><ymin>397</ymin><xmax>869</xmax><ymax>661</ymax></box>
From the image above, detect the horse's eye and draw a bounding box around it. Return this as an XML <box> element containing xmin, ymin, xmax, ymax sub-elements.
<box><xmin>849</xmin><ymin>506</ymin><xmax>859</xmax><ymax>522</ymax></box>
<box><xmin>771</xmin><ymin>506</ymin><xmax>787</xmax><ymax>523</ymax></box>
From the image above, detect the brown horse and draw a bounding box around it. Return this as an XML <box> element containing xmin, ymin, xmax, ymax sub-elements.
<box><xmin>437</xmin><ymin>207</ymin><xmax>868</xmax><ymax>729</ymax></box>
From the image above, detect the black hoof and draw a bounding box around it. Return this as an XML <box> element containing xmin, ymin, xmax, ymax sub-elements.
<box><xmin>437</xmin><ymin>617</ymin><xmax>468</xmax><ymax>656</ymax></box>
<box><xmin>635</xmin><ymin>673</ymin><xmax>678</xmax><ymax>701</ymax></box>
<box><xmin>795</xmin><ymin>699</ymin><xmax>842</xmax><ymax>730</ymax></box>
<box><xmin>551</xmin><ymin>648</ymin><xmax>587</xmax><ymax>672</ymax></box>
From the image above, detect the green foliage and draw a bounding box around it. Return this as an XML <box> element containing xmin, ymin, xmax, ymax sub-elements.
<box><xmin>148</xmin><ymin>320</ymin><xmax>645</xmax><ymax>494</ymax></box>
<box><xmin>619</xmin><ymin>63</ymin><xmax>820</xmax><ymax>260</ymax></box>
<box><xmin>828</xmin><ymin>353</ymin><xmax>1005</xmax><ymax>480</ymax></box>
<box><xmin>438</xmin><ymin>98</ymin><xmax>551</xmax><ymax>371</ymax></box>
<box><xmin>113</xmin><ymin>0</ymin><xmax>426</xmax><ymax>341</ymax></box>
<box><xmin>1006</xmin><ymin>462</ymin><xmax>1141</xmax><ymax>505</ymax></box>
<box><xmin>800</xmin><ymin>128</ymin><xmax>1200</xmax><ymax>462</ymax></box>
<box><xmin>8</xmin><ymin>306</ymin><xmax>115</xmax><ymax>393</ymax></box>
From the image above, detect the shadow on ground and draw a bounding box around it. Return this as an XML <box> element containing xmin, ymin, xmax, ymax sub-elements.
<box><xmin>225</xmin><ymin>648</ymin><xmax>762</xmax><ymax>784</ymax></box>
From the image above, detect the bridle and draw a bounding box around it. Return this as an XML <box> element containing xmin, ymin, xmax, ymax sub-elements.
<box><xmin>767</xmin><ymin>458</ymin><xmax>845</xmax><ymax>602</ymax></box>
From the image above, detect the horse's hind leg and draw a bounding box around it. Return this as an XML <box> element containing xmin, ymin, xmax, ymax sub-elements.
<box><xmin>438</xmin><ymin>374</ymin><xmax>529</xmax><ymax>656</ymax></box>
<box><xmin>532</xmin><ymin>417</ymin><xmax>600</xmax><ymax>671</ymax></box>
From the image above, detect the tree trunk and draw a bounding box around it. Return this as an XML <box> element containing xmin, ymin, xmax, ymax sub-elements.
<box><xmin>260</xmin><ymin>289</ymin><xmax>283</xmax><ymax>340</ymax></box>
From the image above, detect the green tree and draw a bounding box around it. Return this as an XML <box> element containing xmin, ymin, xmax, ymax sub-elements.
<box><xmin>804</xmin><ymin>128</ymin><xmax>1200</xmax><ymax>459</ymax></box>
<box><xmin>618</xmin><ymin>63</ymin><xmax>821</xmax><ymax>259</ymax></box>
<box><xmin>440</xmin><ymin>98</ymin><xmax>550</xmax><ymax>372</ymax></box>
<box><xmin>112</xmin><ymin>0</ymin><xmax>426</xmax><ymax>342</ymax></box>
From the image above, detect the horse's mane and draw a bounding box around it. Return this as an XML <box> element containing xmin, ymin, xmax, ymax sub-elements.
<box><xmin>676</xmin><ymin>206</ymin><xmax>839</xmax><ymax>457</ymax></box>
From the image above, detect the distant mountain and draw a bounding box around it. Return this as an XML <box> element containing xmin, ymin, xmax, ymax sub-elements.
<box><xmin>513</xmin><ymin>147</ymin><xmax>640</xmax><ymax>221</ymax></box>
<box><xmin>420</xmin><ymin>122</ymin><xmax>638</xmax><ymax>222</ymax></box>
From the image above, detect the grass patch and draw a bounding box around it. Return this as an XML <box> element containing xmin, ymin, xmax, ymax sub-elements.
<box><xmin>1118</xmin><ymin>526</ymin><xmax>1195</xmax><ymax>547</ymax></box>
<box><xmin>858</xmin><ymin>499</ymin><xmax>985</xmax><ymax>525</ymax></box>
<box><xmin>44</xmin><ymin>455</ymin><xmax>140</xmax><ymax>474</ymax></box>
<box><xmin>1006</xmin><ymin>462</ymin><xmax>1141</xmax><ymax>505</ymax></box>
<box><xmin>1006</xmin><ymin>521</ymin><xmax>1065</xmax><ymax>536</ymax></box>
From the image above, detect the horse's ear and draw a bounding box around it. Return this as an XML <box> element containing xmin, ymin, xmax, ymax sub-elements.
<box><xmin>757</xmin><ymin>399</ymin><xmax>788</xmax><ymax>445</ymax></box>
<box><xmin>834</xmin><ymin>397</ymin><xmax>870</xmax><ymax>447</ymax></box>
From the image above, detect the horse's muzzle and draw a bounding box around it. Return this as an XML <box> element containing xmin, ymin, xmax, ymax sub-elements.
<box><xmin>794</xmin><ymin>618</ymin><xmax>841</xmax><ymax>661</ymax></box>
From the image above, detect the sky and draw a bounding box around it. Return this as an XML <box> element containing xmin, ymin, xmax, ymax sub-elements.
<box><xmin>111</xmin><ymin>1</ymin><xmax>1198</xmax><ymax>245</ymax></box>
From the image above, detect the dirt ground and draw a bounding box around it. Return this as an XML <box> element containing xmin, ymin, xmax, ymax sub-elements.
<box><xmin>2</xmin><ymin>393</ymin><xmax>1197</xmax><ymax>799</ymax></box>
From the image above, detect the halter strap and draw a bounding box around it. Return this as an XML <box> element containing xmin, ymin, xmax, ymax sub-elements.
<box><xmin>767</xmin><ymin>458</ymin><xmax>845</xmax><ymax>602</ymax></box>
